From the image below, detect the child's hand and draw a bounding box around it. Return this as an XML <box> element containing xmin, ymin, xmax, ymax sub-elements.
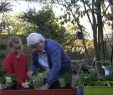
<box><xmin>21</xmin><ymin>81</ymin><xmax>29</xmax><ymax>88</ymax></box>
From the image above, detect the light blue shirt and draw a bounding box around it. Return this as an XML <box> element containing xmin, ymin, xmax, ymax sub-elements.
<box><xmin>38</xmin><ymin>50</ymin><xmax>49</xmax><ymax>70</ymax></box>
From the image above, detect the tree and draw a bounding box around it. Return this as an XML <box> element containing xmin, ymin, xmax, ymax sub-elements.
<box><xmin>12</xmin><ymin>0</ymin><xmax>109</xmax><ymax>74</ymax></box>
<box><xmin>54</xmin><ymin>0</ymin><xmax>89</xmax><ymax>58</ymax></box>
<box><xmin>0</xmin><ymin>1</ymin><xmax>12</xmax><ymax>35</ymax></box>
<box><xmin>21</xmin><ymin>7</ymin><xmax>71</xmax><ymax>45</ymax></box>
<box><xmin>47</xmin><ymin>0</ymin><xmax>109</xmax><ymax>75</ymax></box>
<box><xmin>2</xmin><ymin>14</ymin><xmax>36</xmax><ymax>35</ymax></box>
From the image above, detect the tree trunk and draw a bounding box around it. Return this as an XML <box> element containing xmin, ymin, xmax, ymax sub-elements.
<box><xmin>95</xmin><ymin>0</ymin><xmax>104</xmax><ymax>75</ymax></box>
<box><xmin>108</xmin><ymin>0</ymin><xmax>113</xmax><ymax>67</ymax></box>
<box><xmin>91</xmin><ymin>0</ymin><xmax>98</xmax><ymax>59</ymax></box>
<box><xmin>72</xmin><ymin>14</ymin><xmax>89</xmax><ymax>58</ymax></box>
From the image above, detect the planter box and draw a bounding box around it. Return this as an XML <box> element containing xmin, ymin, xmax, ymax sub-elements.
<box><xmin>84</xmin><ymin>86</ymin><xmax>113</xmax><ymax>95</ymax></box>
<box><xmin>0</xmin><ymin>88</ymin><xmax>77</xmax><ymax>95</ymax></box>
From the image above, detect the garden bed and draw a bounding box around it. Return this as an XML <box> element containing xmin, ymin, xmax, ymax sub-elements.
<box><xmin>0</xmin><ymin>87</ymin><xmax>77</xmax><ymax>95</ymax></box>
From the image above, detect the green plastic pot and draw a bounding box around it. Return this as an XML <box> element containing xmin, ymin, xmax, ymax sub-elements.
<box><xmin>84</xmin><ymin>86</ymin><xmax>113</xmax><ymax>95</ymax></box>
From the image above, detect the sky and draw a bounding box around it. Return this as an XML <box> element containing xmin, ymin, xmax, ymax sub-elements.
<box><xmin>8</xmin><ymin>0</ymin><xmax>66</xmax><ymax>16</ymax></box>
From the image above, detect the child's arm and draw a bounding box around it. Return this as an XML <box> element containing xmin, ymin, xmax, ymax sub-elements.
<box><xmin>3</xmin><ymin>57</ymin><xmax>14</xmax><ymax>75</ymax></box>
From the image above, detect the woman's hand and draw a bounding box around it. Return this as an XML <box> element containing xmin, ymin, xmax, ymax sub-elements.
<box><xmin>39</xmin><ymin>84</ymin><xmax>49</xmax><ymax>90</ymax></box>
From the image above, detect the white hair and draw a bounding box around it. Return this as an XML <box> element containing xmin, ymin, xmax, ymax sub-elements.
<box><xmin>27</xmin><ymin>32</ymin><xmax>45</xmax><ymax>47</ymax></box>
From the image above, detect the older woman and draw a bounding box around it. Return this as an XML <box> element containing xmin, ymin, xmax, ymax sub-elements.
<box><xmin>27</xmin><ymin>32</ymin><xmax>72</xmax><ymax>89</ymax></box>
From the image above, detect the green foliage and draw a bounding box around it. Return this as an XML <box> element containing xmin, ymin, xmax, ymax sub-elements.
<box><xmin>74</xmin><ymin>69</ymin><xmax>113</xmax><ymax>87</ymax></box>
<box><xmin>0</xmin><ymin>43</ymin><xmax>6</xmax><ymax>50</ymax></box>
<box><xmin>30</xmin><ymin>71</ymin><xmax>48</xmax><ymax>88</ymax></box>
<box><xmin>0</xmin><ymin>43</ymin><xmax>7</xmax><ymax>73</ymax></box>
<box><xmin>0</xmin><ymin>69</ymin><xmax>5</xmax><ymax>84</ymax></box>
<box><xmin>4</xmin><ymin>75</ymin><xmax>17</xmax><ymax>89</ymax></box>
<box><xmin>0</xmin><ymin>70</ymin><xmax>17</xmax><ymax>89</ymax></box>
<box><xmin>0</xmin><ymin>43</ymin><xmax>7</xmax><ymax>59</ymax></box>
<box><xmin>0</xmin><ymin>1</ymin><xmax>12</xmax><ymax>13</ymax></box>
<box><xmin>0</xmin><ymin>50</ymin><xmax>6</xmax><ymax>59</ymax></box>
<box><xmin>103</xmin><ymin>74</ymin><xmax>113</xmax><ymax>81</ymax></box>
<box><xmin>1</xmin><ymin>15</ymin><xmax>36</xmax><ymax>35</ymax></box>
<box><xmin>21</xmin><ymin>7</ymin><xmax>71</xmax><ymax>45</ymax></box>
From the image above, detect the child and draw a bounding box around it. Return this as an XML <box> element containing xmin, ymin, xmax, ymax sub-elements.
<box><xmin>3</xmin><ymin>36</ymin><xmax>29</xmax><ymax>89</ymax></box>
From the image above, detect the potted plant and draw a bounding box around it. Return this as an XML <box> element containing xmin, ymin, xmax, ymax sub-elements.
<box><xmin>75</xmin><ymin>67</ymin><xmax>113</xmax><ymax>95</ymax></box>
<box><xmin>1</xmin><ymin>71</ymin><xmax>77</xmax><ymax>95</ymax></box>
<box><xmin>83</xmin><ymin>74</ymin><xmax>113</xmax><ymax>95</ymax></box>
